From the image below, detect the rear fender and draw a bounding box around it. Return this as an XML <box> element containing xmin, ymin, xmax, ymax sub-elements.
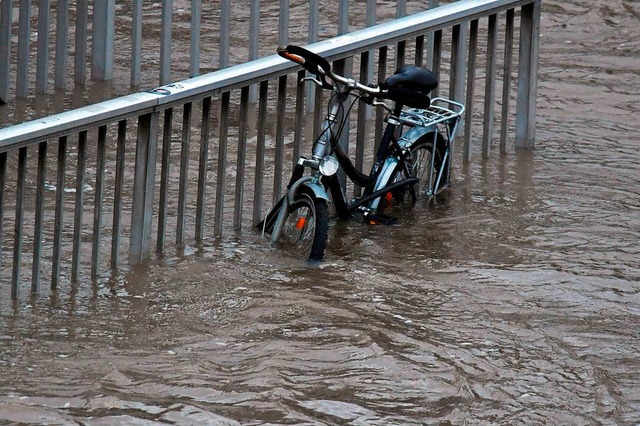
<box><xmin>397</xmin><ymin>125</ymin><xmax>437</xmax><ymax>149</ymax></box>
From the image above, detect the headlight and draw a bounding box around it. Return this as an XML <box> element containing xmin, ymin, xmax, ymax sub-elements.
<box><xmin>319</xmin><ymin>155</ymin><xmax>339</xmax><ymax>176</ymax></box>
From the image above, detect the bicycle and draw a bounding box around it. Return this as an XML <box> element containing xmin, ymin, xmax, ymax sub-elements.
<box><xmin>259</xmin><ymin>45</ymin><xmax>465</xmax><ymax>261</ymax></box>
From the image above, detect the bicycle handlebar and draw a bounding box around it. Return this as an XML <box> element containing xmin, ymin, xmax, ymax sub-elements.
<box><xmin>278</xmin><ymin>45</ymin><xmax>382</xmax><ymax>96</ymax></box>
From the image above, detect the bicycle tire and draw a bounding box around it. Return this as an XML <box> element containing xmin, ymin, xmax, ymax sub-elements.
<box><xmin>385</xmin><ymin>132</ymin><xmax>449</xmax><ymax>209</ymax></box>
<box><xmin>280</xmin><ymin>190</ymin><xmax>329</xmax><ymax>261</ymax></box>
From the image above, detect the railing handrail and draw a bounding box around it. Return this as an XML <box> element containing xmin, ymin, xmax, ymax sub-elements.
<box><xmin>0</xmin><ymin>0</ymin><xmax>534</xmax><ymax>153</ymax></box>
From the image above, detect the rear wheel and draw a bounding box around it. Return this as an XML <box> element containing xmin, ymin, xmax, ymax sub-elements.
<box><xmin>281</xmin><ymin>191</ymin><xmax>329</xmax><ymax>261</ymax></box>
<box><xmin>384</xmin><ymin>132</ymin><xmax>449</xmax><ymax>210</ymax></box>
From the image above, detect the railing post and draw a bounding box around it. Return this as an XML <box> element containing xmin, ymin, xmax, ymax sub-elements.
<box><xmin>130</xmin><ymin>112</ymin><xmax>159</xmax><ymax>264</ymax></box>
<box><xmin>516</xmin><ymin>0</ymin><xmax>541</xmax><ymax>149</ymax></box>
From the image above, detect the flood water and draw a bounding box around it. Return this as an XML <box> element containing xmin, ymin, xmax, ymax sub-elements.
<box><xmin>1</xmin><ymin>0</ymin><xmax>640</xmax><ymax>424</ymax></box>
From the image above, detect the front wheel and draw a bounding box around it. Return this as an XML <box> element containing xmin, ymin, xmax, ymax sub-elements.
<box><xmin>280</xmin><ymin>190</ymin><xmax>329</xmax><ymax>261</ymax></box>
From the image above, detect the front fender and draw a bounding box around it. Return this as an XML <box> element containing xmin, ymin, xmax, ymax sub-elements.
<box><xmin>287</xmin><ymin>177</ymin><xmax>330</xmax><ymax>205</ymax></box>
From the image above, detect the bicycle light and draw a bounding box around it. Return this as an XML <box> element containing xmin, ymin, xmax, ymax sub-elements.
<box><xmin>319</xmin><ymin>155</ymin><xmax>339</xmax><ymax>176</ymax></box>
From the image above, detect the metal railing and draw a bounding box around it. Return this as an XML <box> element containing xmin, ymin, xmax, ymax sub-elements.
<box><xmin>0</xmin><ymin>0</ymin><xmax>541</xmax><ymax>299</ymax></box>
<box><xmin>0</xmin><ymin>0</ymin><xmax>445</xmax><ymax>105</ymax></box>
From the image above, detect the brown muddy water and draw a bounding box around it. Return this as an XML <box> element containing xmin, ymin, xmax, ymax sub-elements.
<box><xmin>1</xmin><ymin>0</ymin><xmax>640</xmax><ymax>424</ymax></box>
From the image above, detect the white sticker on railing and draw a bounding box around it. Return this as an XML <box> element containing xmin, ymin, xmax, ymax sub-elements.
<box><xmin>147</xmin><ymin>83</ymin><xmax>186</xmax><ymax>96</ymax></box>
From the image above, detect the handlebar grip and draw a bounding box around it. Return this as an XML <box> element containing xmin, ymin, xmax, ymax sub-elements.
<box><xmin>277</xmin><ymin>45</ymin><xmax>331</xmax><ymax>75</ymax></box>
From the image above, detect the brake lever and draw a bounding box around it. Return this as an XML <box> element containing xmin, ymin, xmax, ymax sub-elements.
<box><xmin>372</xmin><ymin>100</ymin><xmax>392</xmax><ymax>113</ymax></box>
<box><xmin>301</xmin><ymin>76</ymin><xmax>323</xmax><ymax>87</ymax></box>
<box><xmin>300</xmin><ymin>75</ymin><xmax>332</xmax><ymax>90</ymax></box>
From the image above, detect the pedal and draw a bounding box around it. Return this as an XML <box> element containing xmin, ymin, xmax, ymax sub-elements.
<box><xmin>364</xmin><ymin>212</ymin><xmax>398</xmax><ymax>225</ymax></box>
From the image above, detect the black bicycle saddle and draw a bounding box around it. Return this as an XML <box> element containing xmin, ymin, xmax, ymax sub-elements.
<box><xmin>383</xmin><ymin>65</ymin><xmax>438</xmax><ymax>93</ymax></box>
<box><xmin>379</xmin><ymin>65</ymin><xmax>438</xmax><ymax>108</ymax></box>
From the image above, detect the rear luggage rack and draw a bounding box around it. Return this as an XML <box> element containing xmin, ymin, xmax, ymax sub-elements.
<box><xmin>398</xmin><ymin>97</ymin><xmax>465</xmax><ymax>128</ymax></box>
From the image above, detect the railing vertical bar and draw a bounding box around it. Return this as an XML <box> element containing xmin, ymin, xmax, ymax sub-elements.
<box><xmin>234</xmin><ymin>87</ymin><xmax>250</xmax><ymax>230</ymax></box>
<box><xmin>500</xmin><ymin>9</ymin><xmax>515</xmax><ymax>154</ymax></box>
<box><xmin>305</xmin><ymin>0</ymin><xmax>319</xmax><ymax>112</ymax></box>
<box><xmin>333</xmin><ymin>59</ymin><xmax>351</xmax><ymax>191</ymax></box>
<box><xmin>338</xmin><ymin>0</ymin><xmax>348</xmax><ymax>35</ymax></box>
<box><xmin>196</xmin><ymin>97</ymin><xmax>212</xmax><ymax>241</ymax></box>
<box><xmin>355</xmin><ymin>50</ymin><xmax>371</xmax><ymax>198</ymax></box>
<box><xmin>432</xmin><ymin>29</ymin><xmax>442</xmax><ymax>98</ymax></box>
<box><xmin>190</xmin><ymin>0</ymin><xmax>201</xmax><ymax>77</ymax></box>
<box><xmin>366</xmin><ymin>0</ymin><xmax>376</xmax><ymax>26</ymax></box>
<box><xmin>71</xmin><ymin>131</ymin><xmax>87</xmax><ymax>282</ymax></box>
<box><xmin>309</xmin><ymin>0</ymin><xmax>319</xmax><ymax>42</ymax></box>
<box><xmin>111</xmin><ymin>120</ymin><xmax>126</xmax><ymax>268</ymax></box>
<box><xmin>279</xmin><ymin>0</ymin><xmax>289</xmax><ymax>45</ymax></box>
<box><xmin>0</xmin><ymin>153</ymin><xmax>6</xmax><ymax>265</ymax></box>
<box><xmin>449</xmin><ymin>23</ymin><xmax>467</xmax><ymax>105</ymax></box>
<box><xmin>220</xmin><ymin>0</ymin><xmax>230</xmax><ymax>69</ymax></box>
<box><xmin>91</xmin><ymin>125</ymin><xmax>107</xmax><ymax>277</ymax></box>
<box><xmin>273</xmin><ymin>75</ymin><xmax>287</xmax><ymax>202</ymax></box>
<box><xmin>449</xmin><ymin>25</ymin><xmax>461</xmax><ymax>100</ymax></box>
<box><xmin>52</xmin><ymin>136</ymin><xmax>67</xmax><ymax>287</ymax></box>
<box><xmin>130</xmin><ymin>112</ymin><xmax>159</xmax><ymax>264</ymax></box>
<box><xmin>249</xmin><ymin>0</ymin><xmax>260</xmax><ymax>102</ymax></box>
<box><xmin>425</xmin><ymin>0</ymin><xmax>438</xmax><ymax>72</ymax></box>
<box><xmin>375</xmin><ymin>46</ymin><xmax>388</xmax><ymax>149</ymax></box>
<box><xmin>463</xmin><ymin>19</ymin><xmax>478</xmax><ymax>163</ymax></box>
<box><xmin>54</xmin><ymin>0</ymin><xmax>69</xmax><ymax>89</ymax></box>
<box><xmin>131</xmin><ymin>0</ymin><xmax>142</xmax><ymax>86</ymax></box>
<box><xmin>396</xmin><ymin>41</ymin><xmax>406</xmax><ymax>68</ymax></box>
<box><xmin>249</xmin><ymin>0</ymin><xmax>260</xmax><ymax>60</ymax></box>
<box><xmin>36</xmin><ymin>0</ymin><xmax>51</xmax><ymax>93</ymax></box>
<box><xmin>293</xmin><ymin>71</ymin><xmax>306</xmax><ymax>165</ymax></box>
<box><xmin>313</xmin><ymin>84</ymin><xmax>323</xmax><ymax>141</ymax></box>
<box><xmin>31</xmin><ymin>141</ymin><xmax>48</xmax><ymax>293</ymax></box>
<box><xmin>17</xmin><ymin>0</ymin><xmax>32</xmax><ymax>98</ymax></box>
<box><xmin>482</xmin><ymin>14</ymin><xmax>498</xmax><ymax>159</ymax></box>
<box><xmin>11</xmin><ymin>147</ymin><xmax>28</xmax><ymax>298</ymax></box>
<box><xmin>415</xmin><ymin>35</ymin><xmax>425</xmax><ymax>67</ymax></box>
<box><xmin>293</xmin><ymin>70</ymin><xmax>305</xmax><ymax>163</ymax></box>
<box><xmin>74</xmin><ymin>0</ymin><xmax>88</xmax><ymax>85</ymax></box>
<box><xmin>0</xmin><ymin>0</ymin><xmax>12</xmax><ymax>102</ymax></box>
<box><xmin>176</xmin><ymin>102</ymin><xmax>192</xmax><ymax>246</ymax></box>
<box><xmin>157</xmin><ymin>109</ymin><xmax>173</xmax><ymax>252</ymax></box>
<box><xmin>395</xmin><ymin>1</ymin><xmax>406</xmax><ymax>67</ymax></box>
<box><xmin>91</xmin><ymin>0</ymin><xmax>115</xmax><ymax>80</ymax></box>
<box><xmin>214</xmin><ymin>92</ymin><xmax>230</xmax><ymax>237</ymax></box>
<box><xmin>160</xmin><ymin>0</ymin><xmax>173</xmax><ymax>85</ymax></box>
<box><xmin>516</xmin><ymin>1</ymin><xmax>541</xmax><ymax>149</ymax></box>
<box><xmin>253</xmin><ymin>81</ymin><xmax>268</xmax><ymax>226</ymax></box>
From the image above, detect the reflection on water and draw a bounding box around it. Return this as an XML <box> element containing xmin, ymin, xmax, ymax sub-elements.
<box><xmin>1</xmin><ymin>0</ymin><xmax>640</xmax><ymax>424</ymax></box>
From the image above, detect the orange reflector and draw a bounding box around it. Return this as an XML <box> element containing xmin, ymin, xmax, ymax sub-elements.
<box><xmin>296</xmin><ymin>217</ymin><xmax>307</xmax><ymax>230</ymax></box>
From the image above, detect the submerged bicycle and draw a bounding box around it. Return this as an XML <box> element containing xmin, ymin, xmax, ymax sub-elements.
<box><xmin>259</xmin><ymin>45</ymin><xmax>464</xmax><ymax>261</ymax></box>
